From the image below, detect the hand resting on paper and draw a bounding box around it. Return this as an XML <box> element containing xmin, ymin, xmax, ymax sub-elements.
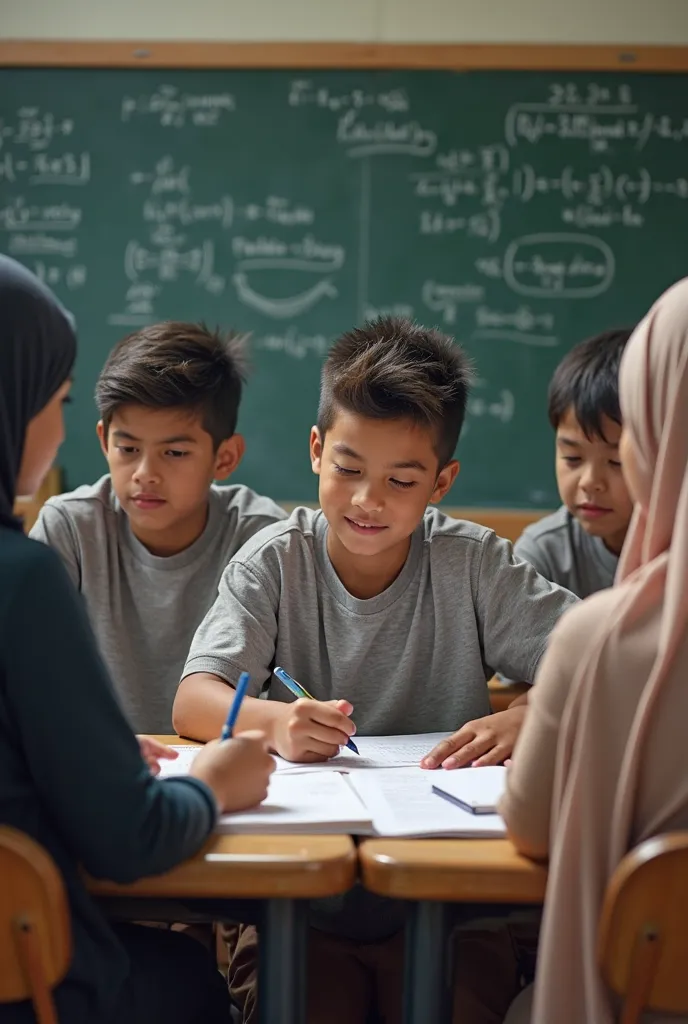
<box><xmin>137</xmin><ymin>735</ymin><xmax>179</xmax><ymax>776</ymax></box>
<box><xmin>420</xmin><ymin>705</ymin><xmax>527</xmax><ymax>770</ymax></box>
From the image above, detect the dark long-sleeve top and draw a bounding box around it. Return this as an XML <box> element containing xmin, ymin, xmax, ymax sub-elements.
<box><xmin>0</xmin><ymin>529</ymin><xmax>216</xmax><ymax>1023</ymax></box>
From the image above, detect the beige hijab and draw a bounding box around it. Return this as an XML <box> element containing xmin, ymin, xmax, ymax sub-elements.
<box><xmin>531</xmin><ymin>276</ymin><xmax>688</xmax><ymax>1024</ymax></box>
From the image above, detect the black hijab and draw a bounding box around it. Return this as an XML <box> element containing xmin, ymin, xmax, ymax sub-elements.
<box><xmin>0</xmin><ymin>255</ymin><xmax>76</xmax><ymax>531</ymax></box>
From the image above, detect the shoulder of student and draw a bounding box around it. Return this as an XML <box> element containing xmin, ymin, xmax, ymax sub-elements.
<box><xmin>515</xmin><ymin>506</ymin><xmax>570</xmax><ymax>549</ymax></box>
<box><xmin>225</xmin><ymin>505</ymin><xmax>318</xmax><ymax>567</ymax></box>
<box><xmin>513</xmin><ymin>506</ymin><xmax>571</xmax><ymax>574</ymax></box>
<box><xmin>210</xmin><ymin>483</ymin><xmax>287</xmax><ymax>530</ymax></box>
<box><xmin>424</xmin><ymin>508</ymin><xmax>578</xmax><ymax>621</ymax></box>
<box><xmin>28</xmin><ymin>474</ymin><xmax>117</xmax><ymax>581</ymax></box>
<box><xmin>32</xmin><ymin>474</ymin><xmax>118</xmax><ymax>534</ymax></box>
<box><xmin>421</xmin><ymin>505</ymin><xmax>519</xmax><ymax>562</ymax></box>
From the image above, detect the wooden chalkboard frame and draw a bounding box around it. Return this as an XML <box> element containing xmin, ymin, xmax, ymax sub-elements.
<box><xmin>0</xmin><ymin>41</ymin><xmax>687</xmax><ymax>72</ymax></box>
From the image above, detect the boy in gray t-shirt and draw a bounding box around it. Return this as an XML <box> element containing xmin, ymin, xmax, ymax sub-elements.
<box><xmin>515</xmin><ymin>329</ymin><xmax>635</xmax><ymax>599</ymax></box>
<box><xmin>176</xmin><ymin>316</ymin><xmax>576</xmax><ymax>1020</ymax></box>
<box><xmin>31</xmin><ymin>322</ymin><xmax>286</xmax><ymax>733</ymax></box>
<box><xmin>176</xmin><ymin>316</ymin><xmax>577</xmax><ymax>765</ymax></box>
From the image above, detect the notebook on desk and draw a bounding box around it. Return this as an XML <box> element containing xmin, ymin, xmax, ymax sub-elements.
<box><xmin>158</xmin><ymin>740</ymin><xmax>506</xmax><ymax>837</ymax></box>
<box><xmin>213</xmin><ymin>768</ymin><xmax>504</xmax><ymax>838</ymax></box>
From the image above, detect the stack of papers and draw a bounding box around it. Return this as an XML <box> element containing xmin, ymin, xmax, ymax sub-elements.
<box><xmin>158</xmin><ymin>736</ymin><xmax>507</xmax><ymax>839</ymax></box>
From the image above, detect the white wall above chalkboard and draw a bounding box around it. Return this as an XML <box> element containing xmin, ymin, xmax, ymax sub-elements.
<box><xmin>1</xmin><ymin>0</ymin><xmax>687</xmax><ymax>45</ymax></box>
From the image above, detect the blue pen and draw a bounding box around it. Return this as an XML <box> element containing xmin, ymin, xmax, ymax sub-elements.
<box><xmin>274</xmin><ymin>666</ymin><xmax>359</xmax><ymax>755</ymax></box>
<box><xmin>220</xmin><ymin>671</ymin><xmax>250</xmax><ymax>740</ymax></box>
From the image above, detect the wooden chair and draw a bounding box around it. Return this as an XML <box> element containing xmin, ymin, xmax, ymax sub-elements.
<box><xmin>598</xmin><ymin>832</ymin><xmax>688</xmax><ymax>1024</ymax></box>
<box><xmin>0</xmin><ymin>827</ymin><xmax>71</xmax><ymax>1023</ymax></box>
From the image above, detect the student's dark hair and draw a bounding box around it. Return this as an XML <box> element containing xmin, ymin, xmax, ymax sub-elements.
<box><xmin>547</xmin><ymin>328</ymin><xmax>634</xmax><ymax>440</ymax></box>
<box><xmin>96</xmin><ymin>321</ymin><xmax>248</xmax><ymax>448</ymax></box>
<box><xmin>317</xmin><ymin>316</ymin><xmax>472</xmax><ymax>468</ymax></box>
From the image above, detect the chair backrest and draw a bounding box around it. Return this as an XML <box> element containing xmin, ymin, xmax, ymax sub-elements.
<box><xmin>0</xmin><ymin>826</ymin><xmax>71</xmax><ymax>1021</ymax></box>
<box><xmin>598</xmin><ymin>832</ymin><xmax>688</xmax><ymax>1024</ymax></box>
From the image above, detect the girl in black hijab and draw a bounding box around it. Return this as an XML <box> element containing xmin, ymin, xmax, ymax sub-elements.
<box><xmin>0</xmin><ymin>255</ymin><xmax>75</xmax><ymax>529</ymax></box>
<box><xmin>0</xmin><ymin>256</ymin><xmax>272</xmax><ymax>1023</ymax></box>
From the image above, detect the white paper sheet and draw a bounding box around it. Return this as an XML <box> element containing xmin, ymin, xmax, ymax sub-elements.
<box><xmin>157</xmin><ymin>745</ymin><xmax>203</xmax><ymax>777</ymax></box>
<box><xmin>217</xmin><ymin>770</ymin><xmax>372</xmax><ymax>835</ymax></box>
<box><xmin>272</xmin><ymin>733</ymin><xmax>452</xmax><ymax>773</ymax></box>
<box><xmin>348</xmin><ymin>767</ymin><xmax>506</xmax><ymax>838</ymax></box>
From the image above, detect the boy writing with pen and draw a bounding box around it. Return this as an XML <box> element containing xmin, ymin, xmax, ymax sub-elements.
<box><xmin>174</xmin><ymin>317</ymin><xmax>577</xmax><ymax>1024</ymax></box>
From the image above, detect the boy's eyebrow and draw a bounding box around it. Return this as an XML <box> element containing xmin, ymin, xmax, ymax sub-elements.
<box><xmin>111</xmin><ymin>429</ymin><xmax>198</xmax><ymax>444</ymax></box>
<box><xmin>557</xmin><ymin>435</ymin><xmax>619</xmax><ymax>449</ymax></box>
<box><xmin>390</xmin><ymin>458</ymin><xmax>429</xmax><ymax>472</ymax></box>
<box><xmin>332</xmin><ymin>441</ymin><xmax>428</xmax><ymax>472</ymax></box>
<box><xmin>332</xmin><ymin>442</ymin><xmax>364</xmax><ymax>460</ymax></box>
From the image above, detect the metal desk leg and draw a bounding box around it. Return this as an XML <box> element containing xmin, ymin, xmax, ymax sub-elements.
<box><xmin>404</xmin><ymin>900</ymin><xmax>451</xmax><ymax>1024</ymax></box>
<box><xmin>258</xmin><ymin>898</ymin><xmax>307</xmax><ymax>1024</ymax></box>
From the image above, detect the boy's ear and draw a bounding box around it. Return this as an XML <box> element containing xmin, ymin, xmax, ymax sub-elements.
<box><xmin>214</xmin><ymin>434</ymin><xmax>245</xmax><ymax>480</ymax></box>
<box><xmin>310</xmin><ymin>426</ymin><xmax>323</xmax><ymax>476</ymax></box>
<box><xmin>96</xmin><ymin>420</ymin><xmax>108</xmax><ymax>459</ymax></box>
<box><xmin>429</xmin><ymin>459</ymin><xmax>460</xmax><ymax>504</ymax></box>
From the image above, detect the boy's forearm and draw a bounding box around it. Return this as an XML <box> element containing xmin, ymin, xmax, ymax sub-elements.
<box><xmin>235</xmin><ymin>693</ymin><xmax>287</xmax><ymax>751</ymax></box>
<box><xmin>173</xmin><ymin>673</ymin><xmax>285</xmax><ymax>746</ymax></box>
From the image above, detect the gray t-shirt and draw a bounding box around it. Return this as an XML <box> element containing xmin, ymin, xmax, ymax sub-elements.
<box><xmin>30</xmin><ymin>475</ymin><xmax>286</xmax><ymax>733</ymax></box>
<box><xmin>514</xmin><ymin>505</ymin><xmax>619</xmax><ymax>599</ymax></box>
<box><xmin>185</xmin><ymin>506</ymin><xmax>578</xmax><ymax>735</ymax></box>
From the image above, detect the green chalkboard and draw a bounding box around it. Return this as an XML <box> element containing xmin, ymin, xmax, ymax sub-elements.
<box><xmin>1</xmin><ymin>67</ymin><xmax>687</xmax><ymax>505</ymax></box>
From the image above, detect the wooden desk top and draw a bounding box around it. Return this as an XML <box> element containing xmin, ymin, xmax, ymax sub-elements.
<box><xmin>88</xmin><ymin>834</ymin><xmax>356</xmax><ymax>900</ymax></box>
<box><xmin>360</xmin><ymin>838</ymin><xmax>547</xmax><ymax>904</ymax></box>
<box><xmin>151</xmin><ymin>734</ymin><xmax>197</xmax><ymax>745</ymax></box>
<box><xmin>87</xmin><ymin>736</ymin><xmax>356</xmax><ymax>900</ymax></box>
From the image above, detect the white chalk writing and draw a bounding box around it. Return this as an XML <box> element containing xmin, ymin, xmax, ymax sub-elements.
<box><xmin>421</xmin><ymin>281</ymin><xmax>485</xmax><ymax>323</ymax></box>
<box><xmin>289</xmin><ymin>80</ymin><xmax>409</xmax><ymax>114</ymax></box>
<box><xmin>337</xmin><ymin>109</ymin><xmax>436</xmax><ymax>158</ymax></box>
<box><xmin>121</xmin><ymin>85</ymin><xmax>235</xmax><ymax>127</ymax></box>
<box><xmin>503</xmin><ymin>233</ymin><xmax>615</xmax><ymax>298</ymax></box>
<box><xmin>0</xmin><ymin>108</ymin><xmax>73</xmax><ymax>151</ymax></box>
<box><xmin>0</xmin><ymin>197</ymin><xmax>81</xmax><ymax>231</ymax></box>
<box><xmin>257</xmin><ymin>328</ymin><xmax>331</xmax><ymax>359</ymax></box>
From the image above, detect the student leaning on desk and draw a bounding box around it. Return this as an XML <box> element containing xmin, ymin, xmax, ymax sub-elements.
<box><xmin>173</xmin><ymin>315</ymin><xmax>579</xmax><ymax>1024</ymax></box>
<box><xmin>29</xmin><ymin>320</ymin><xmax>286</xmax><ymax>736</ymax></box>
<box><xmin>0</xmin><ymin>256</ymin><xmax>274</xmax><ymax>1024</ymax></box>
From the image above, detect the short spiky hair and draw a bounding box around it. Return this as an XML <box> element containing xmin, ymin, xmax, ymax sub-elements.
<box><xmin>96</xmin><ymin>321</ymin><xmax>248</xmax><ymax>448</ymax></box>
<box><xmin>317</xmin><ymin>317</ymin><xmax>472</xmax><ymax>468</ymax></box>
<box><xmin>548</xmin><ymin>328</ymin><xmax>633</xmax><ymax>440</ymax></box>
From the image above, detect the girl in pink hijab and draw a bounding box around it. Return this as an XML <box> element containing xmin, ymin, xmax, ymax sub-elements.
<box><xmin>500</xmin><ymin>275</ymin><xmax>688</xmax><ymax>1024</ymax></box>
